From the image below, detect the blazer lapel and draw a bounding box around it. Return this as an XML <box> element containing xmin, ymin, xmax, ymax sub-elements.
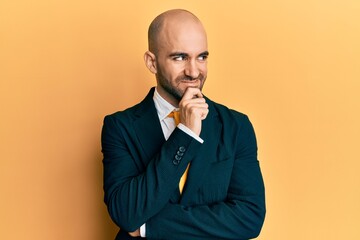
<box><xmin>180</xmin><ymin>99</ymin><xmax>230</xmax><ymax>204</ymax></box>
<box><xmin>132</xmin><ymin>88</ymin><xmax>181</xmax><ymax>203</ymax></box>
<box><xmin>131</xmin><ymin>90</ymin><xmax>230</xmax><ymax>204</ymax></box>
<box><xmin>133</xmin><ymin>88</ymin><xmax>166</xmax><ymax>164</ymax></box>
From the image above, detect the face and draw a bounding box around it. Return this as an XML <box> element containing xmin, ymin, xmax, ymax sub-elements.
<box><xmin>148</xmin><ymin>18</ymin><xmax>208</xmax><ymax>106</ymax></box>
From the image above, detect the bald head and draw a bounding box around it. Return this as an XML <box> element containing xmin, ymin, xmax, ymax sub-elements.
<box><xmin>144</xmin><ymin>9</ymin><xmax>208</xmax><ymax>106</ymax></box>
<box><xmin>148</xmin><ymin>9</ymin><xmax>206</xmax><ymax>54</ymax></box>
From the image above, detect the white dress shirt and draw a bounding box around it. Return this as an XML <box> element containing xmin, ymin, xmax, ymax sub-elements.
<box><xmin>140</xmin><ymin>87</ymin><xmax>204</xmax><ymax>237</ymax></box>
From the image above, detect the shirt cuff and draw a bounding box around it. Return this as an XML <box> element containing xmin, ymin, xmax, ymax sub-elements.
<box><xmin>177</xmin><ymin>123</ymin><xmax>204</xmax><ymax>143</ymax></box>
<box><xmin>140</xmin><ymin>223</ymin><xmax>146</xmax><ymax>237</ymax></box>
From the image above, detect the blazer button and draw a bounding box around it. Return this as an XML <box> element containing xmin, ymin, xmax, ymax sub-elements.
<box><xmin>174</xmin><ymin>155</ymin><xmax>182</xmax><ymax>161</ymax></box>
<box><xmin>179</xmin><ymin>146</ymin><xmax>186</xmax><ymax>152</ymax></box>
<box><xmin>173</xmin><ymin>159</ymin><xmax>180</xmax><ymax>165</ymax></box>
<box><xmin>177</xmin><ymin>151</ymin><xmax>184</xmax><ymax>156</ymax></box>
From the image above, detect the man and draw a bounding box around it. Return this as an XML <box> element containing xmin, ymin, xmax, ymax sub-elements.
<box><xmin>101</xmin><ymin>9</ymin><xmax>265</xmax><ymax>240</ymax></box>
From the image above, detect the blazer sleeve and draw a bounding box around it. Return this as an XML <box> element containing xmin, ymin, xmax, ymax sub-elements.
<box><xmin>101</xmin><ymin>114</ymin><xmax>202</xmax><ymax>232</ymax></box>
<box><xmin>145</xmin><ymin>115</ymin><xmax>266</xmax><ymax>240</ymax></box>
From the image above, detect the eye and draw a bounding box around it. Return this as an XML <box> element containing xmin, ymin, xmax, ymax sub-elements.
<box><xmin>172</xmin><ymin>55</ymin><xmax>187</xmax><ymax>61</ymax></box>
<box><xmin>198</xmin><ymin>54</ymin><xmax>208</xmax><ymax>61</ymax></box>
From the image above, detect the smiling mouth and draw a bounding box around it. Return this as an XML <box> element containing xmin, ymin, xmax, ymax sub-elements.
<box><xmin>180</xmin><ymin>80</ymin><xmax>200</xmax><ymax>87</ymax></box>
<box><xmin>180</xmin><ymin>79</ymin><xmax>200</xmax><ymax>83</ymax></box>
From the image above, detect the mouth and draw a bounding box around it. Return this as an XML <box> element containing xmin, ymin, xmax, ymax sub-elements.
<box><xmin>180</xmin><ymin>81</ymin><xmax>201</xmax><ymax>89</ymax></box>
<box><xmin>180</xmin><ymin>79</ymin><xmax>201</xmax><ymax>85</ymax></box>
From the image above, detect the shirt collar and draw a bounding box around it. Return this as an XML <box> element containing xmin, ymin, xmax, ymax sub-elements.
<box><xmin>153</xmin><ymin>87</ymin><xmax>178</xmax><ymax>121</ymax></box>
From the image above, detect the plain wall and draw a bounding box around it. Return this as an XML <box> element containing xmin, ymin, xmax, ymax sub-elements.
<box><xmin>1</xmin><ymin>0</ymin><xmax>359</xmax><ymax>239</ymax></box>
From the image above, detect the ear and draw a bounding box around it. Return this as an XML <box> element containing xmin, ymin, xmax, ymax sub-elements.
<box><xmin>144</xmin><ymin>51</ymin><xmax>157</xmax><ymax>74</ymax></box>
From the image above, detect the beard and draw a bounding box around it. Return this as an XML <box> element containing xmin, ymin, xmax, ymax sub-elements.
<box><xmin>156</xmin><ymin>71</ymin><xmax>206</xmax><ymax>101</ymax></box>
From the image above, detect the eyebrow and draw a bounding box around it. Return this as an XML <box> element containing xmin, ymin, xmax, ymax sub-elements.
<box><xmin>199</xmin><ymin>51</ymin><xmax>209</xmax><ymax>57</ymax></box>
<box><xmin>169</xmin><ymin>52</ymin><xmax>188</xmax><ymax>58</ymax></box>
<box><xmin>168</xmin><ymin>51</ymin><xmax>209</xmax><ymax>58</ymax></box>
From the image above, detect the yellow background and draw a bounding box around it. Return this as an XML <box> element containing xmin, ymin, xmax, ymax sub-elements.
<box><xmin>1</xmin><ymin>0</ymin><xmax>359</xmax><ymax>239</ymax></box>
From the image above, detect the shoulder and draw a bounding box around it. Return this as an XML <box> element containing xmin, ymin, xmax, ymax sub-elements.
<box><xmin>104</xmin><ymin>87</ymin><xmax>156</xmax><ymax>124</ymax></box>
<box><xmin>103</xmin><ymin>102</ymin><xmax>149</xmax><ymax>136</ymax></box>
<box><xmin>101</xmin><ymin>102</ymin><xmax>145</xmax><ymax>143</ymax></box>
<box><xmin>207</xmin><ymin>98</ymin><xmax>251</xmax><ymax>126</ymax></box>
<box><xmin>105</xmin><ymin>102</ymin><xmax>141</xmax><ymax>122</ymax></box>
<box><xmin>207</xmin><ymin>99</ymin><xmax>258</xmax><ymax>151</ymax></box>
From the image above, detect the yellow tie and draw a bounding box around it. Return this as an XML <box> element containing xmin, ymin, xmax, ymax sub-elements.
<box><xmin>167</xmin><ymin>111</ymin><xmax>181</xmax><ymax>126</ymax></box>
<box><xmin>167</xmin><ymin>111</ymin><xmax>190</xmax><ymax>194</ymax></box>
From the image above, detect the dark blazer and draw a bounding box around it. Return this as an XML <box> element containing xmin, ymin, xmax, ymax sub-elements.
<box><xmin>101</xmin><ymin>88</ymin><xmax>265</xmax><ymax>240</ymax></box>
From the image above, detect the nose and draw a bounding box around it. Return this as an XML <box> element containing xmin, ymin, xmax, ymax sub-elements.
<box><xmin>184</xmin><ymin>59</ymin><xmax>200</xmax><ymax>79</ymax></box>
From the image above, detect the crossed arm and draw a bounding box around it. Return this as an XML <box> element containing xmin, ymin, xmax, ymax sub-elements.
<box><xmin>101</xmin><ymin>112</ymin><xmax>266</xmax><ymax>240</ymax></box>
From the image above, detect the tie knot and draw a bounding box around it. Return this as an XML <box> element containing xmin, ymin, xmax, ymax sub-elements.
<box><xmin>168</xmin><ymin>111</ymin><xmax>180</xmax><ymax>125</ymax></box>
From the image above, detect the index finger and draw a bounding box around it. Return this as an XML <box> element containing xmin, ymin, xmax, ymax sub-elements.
<box><xmin>182</xmin><ymin>87</ymin><xmax>203</xmax><ymax>100</ymax></box>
